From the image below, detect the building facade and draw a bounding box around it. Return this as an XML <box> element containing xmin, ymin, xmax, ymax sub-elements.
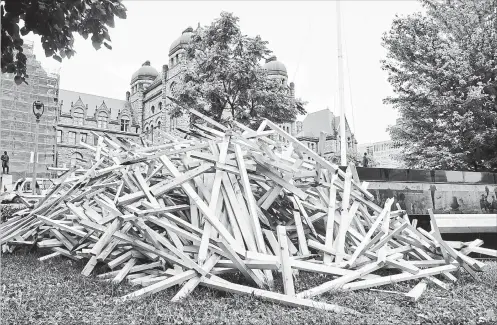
<box><xmin>129</xmin><ymin>27</ymin><xmax>302</xmax><ymax>147</ymax></box>
<box><xmin>296</xmin><ymin>108</ymin><xmax>358</xmax><ymax>164</ymax></box>
<box><xmin>56</xmin><ymin>27</ymin><xmax>302</xmax><ymax>168</ymax></box>
<box><xmin>0</xmin><ymin>41</ymin><xmax>60</xmax><ymax>180</ymax></box>
<box><xmin>55</xmin><ymin>90</ymin><xmax>140</xmax><ymax>168</ymax></box>
<box><xmin>2</xmin><ymin>27</ymin><xmax>304</xmax><ymax>178</ymax></box>
<box><xmin>357</xmin><ymin>140</ymin><xmax>404</xmax><ymax>168</ymax></box>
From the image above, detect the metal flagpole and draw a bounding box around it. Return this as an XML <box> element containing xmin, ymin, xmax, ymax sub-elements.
<box><xmin>336</xmin><ymin>0</ymin><xmax>347</xmax><ymax>166</ymax></box>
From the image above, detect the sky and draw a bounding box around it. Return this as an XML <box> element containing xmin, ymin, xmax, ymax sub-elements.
<box><xmin>26</xmin><ymin>0</ymin><xmax>423</xmax><ymax>144</ymax></box>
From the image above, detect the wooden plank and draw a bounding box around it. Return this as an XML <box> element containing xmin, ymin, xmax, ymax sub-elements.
<box><xmin>276</xmin><ymin>226</ymin><xmax>295</xmax><ymax>296</ymax></box>
<box><xmin>171</xmin><ymin>253</ymin><xmax>221</xmax><ymax>302</ymax></box>
<box><xmin>199</xmin><ymin>140</ymin><xmax>229</xmax><ymax>265</ymax></box>
<box><xmin>264</xmin><ymin>119</ymin><xmax>373</xmax><ymax>200</ymax></box>
<box><xmin>405</xmin><ymin>280</ymin><xmax>427</xmax><ymax>302</ymax></box>
<box><xmin>234</xmin><ymin>144</ymin><xmax>267</xmax><ymax>254</ymax></box>
<box><xmin>200</xmin><ymin>275</ymin><xmax>358</xmax><ymax>315</ymax></box>
<box><xmin>345</xmin><ymin>198</ymin><xmax>394</xmax><ymax>268</ymax></box>
<box><xmin>334</xmin><ymin>168</ymin><xmax>353</xmax><ymax>263</ymax></box>
<box><xmin>342</xmin><ymin>265</ymin><xmax>458</xmax><ymax>291</ymax></box>
<box><xmin>217</xmin><ymin>241</ymin><xmax>265</xmax><ymax>288</ymax></box>
<box><xmin>112</xmin><ymin>257</ymin><xmax>137</xmax><ymax>284</ymax></box>
<box><xmin>297</xmin><ymin>262</ymin><xmax>383</xmax><ymax>298</ymax></box>
<box><xmin>291</xmin><ymin>198</ymin><xmax>310</xmax><ymax>255</ymax></box>
<box><xmin>159</xmin><ymin>155</ymin><xmax>243</xmax><ymax>254</ymax></box>
<box><xmin>120</xmin><ymin>270</ymin><xmax>197</xmax><ymax>301</ymax></box>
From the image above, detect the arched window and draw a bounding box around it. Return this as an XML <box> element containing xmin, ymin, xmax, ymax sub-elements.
<box><xmin>70</xmin><ymin>152</ymin><xmax>83</xmax><ymax>167</ymax></box>
<box><xmin>151</xmin><ymin>105</ymin><xmax>155</xmax><ymax>115</ymax></box>
<box><xmin>158</xmin><ymin>102</ymin><xmax>163</xmax><ymax>110</ymax></box>
<box><xmin>121</xmin><ymin>117</ymin><xmax>130</xmax><ymax>132</ymax></box>
<box><xmin>146</xmin><ymin>126</ymin><xmax>149</xmax><ymax>139</ymax></box>
<box><xmin>73</xmin><ymin>108</ymin><xmax>84</xmax><ymax>126</ymax></box>
<box><xmin>97</xmin><ymin>112</ymin><xmax>108</xmax><ymax>129</ymax></box>
<box><xmin>150</xmin><ymin>124</ymin><xmax>154</xmax><ymax>142</ymax></box>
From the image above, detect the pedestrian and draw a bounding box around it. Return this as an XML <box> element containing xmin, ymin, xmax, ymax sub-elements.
<box><xmin>362</xmin><ymin>152</ymin><xmax>369</xmax><ymax>167</ymax></box>
<box><xmin>480</xmin><ymin>194</ymin><xmax>488</xmax><ymax>212</ymax></box>
<box><xmin>1</xmin><ymin>151</ymin><xmax>9</xmax><ymax>174</ymax></box>
<box><xmin>492</xmin><ymin>196</ymin><xmax>497</xmax><ymax>213</ymax></box>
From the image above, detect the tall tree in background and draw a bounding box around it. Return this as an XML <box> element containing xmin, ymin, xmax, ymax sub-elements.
<box><xmin>1</xmin><ymin>0</ymin><xmax>127</xmax><ymax>85</ymax></box>
<box><xmin>382</xmin><ymin>0</ymin><xmax>497</xmax><ymax>171</ymax></box>
<box><xmin>171</xmin><ymin>12</ymin><xmax>306</xmax><ymax>129</ymax></box>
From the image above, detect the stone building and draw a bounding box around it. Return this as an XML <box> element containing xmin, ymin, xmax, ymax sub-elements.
<box><xmin>128</xmin><ymin>27</ymin><xmax>302</xmax><ymax>147</ymax></box>
<box><xmin>296</xmin><ymin>108</ymin><xmax>357</xmax><ymax>163</ymax></box>
<box><xmin>55</xmin><ymin>89</ymin><xmax>140</xmax><ymax>168</ymax></box>
<box><xmin>357</xmin><ymin>140</ymin><xmax>404</xmax><ymax>168</ymax></box>
<box><xmin>0</xmin><ymin>41</ymin><xmax>59</xmax><ymax>180</ymax></box>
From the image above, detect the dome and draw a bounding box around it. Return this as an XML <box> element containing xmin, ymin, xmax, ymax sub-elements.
<box><xmin>131</xmin><ymin>61</ymin><xmax>159</xmax><ymax>83</ymax></box>
<box><xmin>169</xmin><ymin>27</ymin><xmax>194</xmax><ymax>56</ymax></box>
<box><xmin>263</xmin><ymin>56</ymin><xmax>287</xmax><ymax>77</ymax></box>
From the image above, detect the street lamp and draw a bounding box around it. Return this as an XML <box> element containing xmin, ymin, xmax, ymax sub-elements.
<box><xmin>31</xmin><ymin>100</ymin><xmax>45</xmax><ymax>195</ymax></box>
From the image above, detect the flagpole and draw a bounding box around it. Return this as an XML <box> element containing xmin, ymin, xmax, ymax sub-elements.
<box><xmin>336</xmin><ymin>0</ymin><xmax>347</xmax><ymax>166</ymax></box>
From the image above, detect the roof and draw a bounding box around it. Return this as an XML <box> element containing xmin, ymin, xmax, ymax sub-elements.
<box><xmin>169</xmin><ymin>27</ymin><xmax>194</xmax><ymax>56</ymax></box>
<box><xmin>301</xmin><ymin>109</ymin><xmax>336</xmax><ymax>137</ymax></box>
<box><xmin>263</xmin><ymin>56</ymin><xmax>287</xmax><ymax>77</ymax></box>
<box><xmin>301</xmin><ymin>108</ymin><xmax>354</xmax><ymax>139</ymax></box>
<box><xmin>59</xmin><ymin>89</ymin><xmax>126</xmax><ymax>120</ymax></box>
<box><xmin>131</xmin><ymin>61</ymin><xmax>159</xmax><ymax>83</ymax></box>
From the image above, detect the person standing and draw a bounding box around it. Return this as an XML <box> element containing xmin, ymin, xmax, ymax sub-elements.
<box><xmin>1</xmin><ymin>151</ymin><xmax>9</xmax><ymax>174</ymax></box>
<box><xmin>362</xmin><ymin>152</ymin><xmax>369</xmax><ymax>167</ymax></box>
<box><xmin>491</xmin><ymin>196</ymin><xmax>497</xmax><ymax>213</ymax></box>
<box><xmin>480</xmin><ymin>194</ymin><xmax>488</xmax><ymax>212</ymax></box>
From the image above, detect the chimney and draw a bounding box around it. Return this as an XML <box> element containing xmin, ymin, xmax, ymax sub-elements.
<box><xmin>126</xmin><ymin>91</ymin><xmax>130</xmax><ymax>101</ymax></box>
<box><xmin>163</xmin><ymin>65</ymin><xmax>169</xmax><ymax>73</ymax></box>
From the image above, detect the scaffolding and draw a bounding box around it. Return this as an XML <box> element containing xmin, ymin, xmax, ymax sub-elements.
<box><xmin>0</xmin><ymin>40</ymin><xmax>60</xmax><ymax>181</ymax></box>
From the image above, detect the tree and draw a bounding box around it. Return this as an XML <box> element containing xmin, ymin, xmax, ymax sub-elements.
<box><xmin>382</xmin><ymin>0</ymin><xmax>497</xmax><ymax>171</ymax></box>
<box><xmin>1</xmin><ymin>0</ymin><xmax>127</xmax><ymax>85</ymax></box>
<box><xmin>171</xmin><ymin>12</ymin><xmax>306</xmax><ymax>129</ymax></box>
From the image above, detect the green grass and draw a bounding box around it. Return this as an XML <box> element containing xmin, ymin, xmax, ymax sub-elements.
<box><xmin>1</xmin><ymin>249</ymin><xmax>496</xmax><ymax>325</ymax></box>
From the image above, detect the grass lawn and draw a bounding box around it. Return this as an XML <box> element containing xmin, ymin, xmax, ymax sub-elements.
<box><xmin>1</xmin><ymin>249</ymin><xmax>496</xmax><ymax>325</ymax></box>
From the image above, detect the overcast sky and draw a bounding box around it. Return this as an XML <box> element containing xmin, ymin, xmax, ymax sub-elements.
<box><xmin>26</xmin><ymin>0</ymin><xmax>423</xmax><ymax>144</ymax></box>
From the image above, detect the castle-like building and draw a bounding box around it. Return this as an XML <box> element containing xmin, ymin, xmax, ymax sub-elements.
<box><xmin>55</xmin><ymin>27</ymin><xmax>301</xmax><ymax>168</ymax></box>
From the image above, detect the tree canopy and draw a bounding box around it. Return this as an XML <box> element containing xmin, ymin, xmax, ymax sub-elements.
<box><xmin>382</xmin><ymin>0</ymin><xmax>497</xmax><ymax>171</ymax></box>
<box><xmin>170</xmin><ymin>12</ymin><xmax>306</xmax><ymax>129</ymax></box>
<box><xmin>1</xmin><ymin>0</ymin><xmax>127</xmax><ymax>85</ymax></box>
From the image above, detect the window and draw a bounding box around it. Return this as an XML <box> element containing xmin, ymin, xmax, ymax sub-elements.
<box><xmin>97</xmin><ymin>112</ymin><xmax>108</xmax><ymax>129</ymax></box>
<box><xmin>159</xmin><ymin>102</ymin><xmax>163</xmax><ymax>110</ymax></box>
<box><xmin>93</xmin><ymin>136</ymin><xmax>99</xmax><ymax>146</ymax></box>
<box><xmin>70</xmin><ymin>152</ymin><xmax>83</xmax><ymax>167</ymax></box>
<box><xmin>150</xmin><ymin>124</ymin><xmax>154</xmax><ymax>142</ymax></box>
<box><xmin>80</xmin><ymin>133</ymin><xmax>87</xmax><ymax>144</ymax></box>
<box><xmin>68</xmin><ymin>131</ymin><xmax>76</xmax><ymax>144</ymax></box>
<box><xmin>73</xmin><ymin>108</ymin><xmax>84</xmax><ymax>126</ymax></box>
<box><xmin>146</xmin><ymin>127</ymin><xmax>149</xmax><ymax>140</ymax></box>
<box><xmin>121</xmin><ymin>117</ymin><xmax>130</xmax><ymax>132</ymax></box>
<box><xmin>151</xmin><ymin>106</ymin><xmax>155</xmax><ymax>114</ymax></box>
<box><xmin>57</xmin><ymin>130</ymin><xmax>62</xmax><ymax>143</ymax></box>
